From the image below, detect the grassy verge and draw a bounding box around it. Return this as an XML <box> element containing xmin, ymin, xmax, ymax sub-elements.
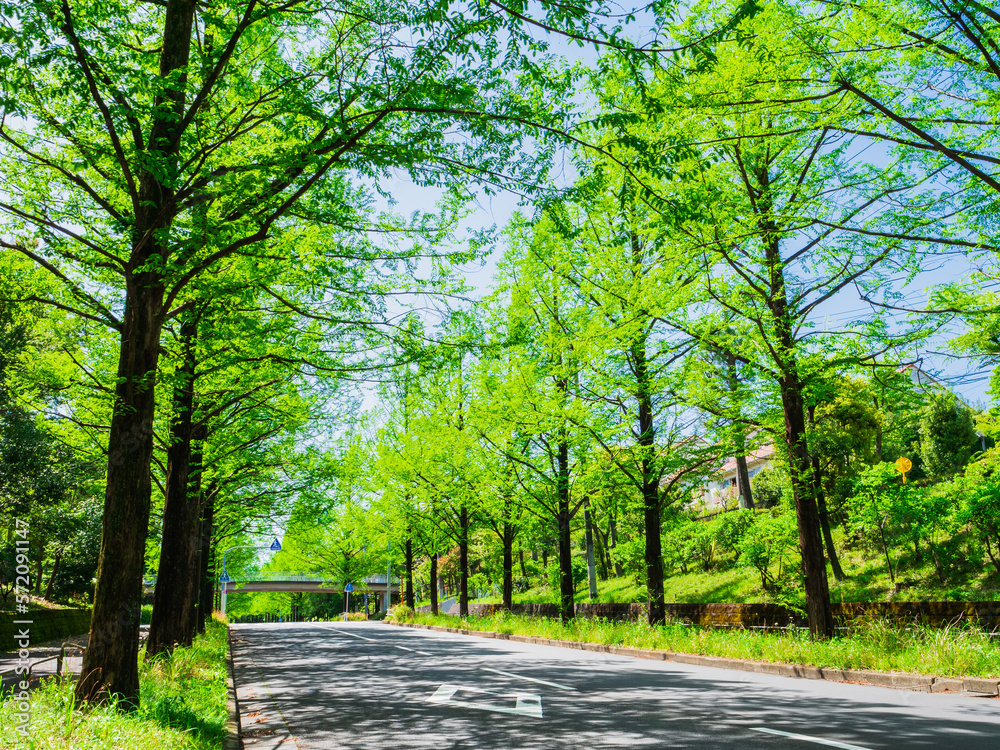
<box><xmin>401</xmin><ymin>611</ymin><xmax>1000</xmax><ymax>679</ymax></box>
<box><xmin>0</xmin><ymin>617</ymin><xmax>229</xmax><ymax>749</ymax></box>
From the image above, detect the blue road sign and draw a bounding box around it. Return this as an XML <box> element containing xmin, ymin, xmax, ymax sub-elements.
<box><xmin>270</xmin><ymin>538</ymin><xmax>282</xmax><ymax>552</ymax></box>
<box><xmin>344</xmin><ymin>582</ymin><xmax>354</xmax><ymax>592</ymax></box>
<box><xmin>220</xmin><ymin>571</ymin><xmax>231</xmax><ymax>584</ymax></box>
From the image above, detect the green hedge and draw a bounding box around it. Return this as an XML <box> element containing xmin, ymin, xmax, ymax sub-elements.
<box><xmin>1</xmin><ymin>609</ymin><xmax>91</xmax><ymax>652</ymax></box>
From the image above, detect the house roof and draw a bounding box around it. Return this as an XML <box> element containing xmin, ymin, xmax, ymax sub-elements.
<box><xmin>717</xmin><ymin>444</ymin><xmax>775</xmax><ymax>476</ymax></box>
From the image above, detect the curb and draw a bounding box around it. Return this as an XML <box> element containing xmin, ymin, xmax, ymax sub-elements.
<box><xmin>386</xmin><ymin>621</ymin><xmax>999</xmax><ymax>696</ymax></box>
<box><xmin>225</xmin><ymin>626</ymin><xmax>243</xmax><ymax>750</ymax></box>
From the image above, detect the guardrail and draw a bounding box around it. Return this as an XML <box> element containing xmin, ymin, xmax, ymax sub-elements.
<box><xmin>0</xmin><ymin>642</ymin><xmax>86</xmax><ymax>680</ymax></box>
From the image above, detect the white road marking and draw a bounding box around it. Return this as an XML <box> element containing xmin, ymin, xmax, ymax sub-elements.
<box><xmin>427</xmin><ymin>683</ymin><xmax>543</xmax><ymax>718</ymax></box>
<box><xmin>481</xmin><ymin>667</ymin><xmax>577</xmax><ymax>691</ymax></box>
<box><xmin>321</xmin><ymin>626</ymin><xmax>432</xmax><ymax>654</ymax></box>
<box><xmin>320</xmin><ymin>626</ymin><xmax>377</xmax><ymax>642</ymax></box>
<box><xmin>395</xmin><ymin>645</ymin><xmax>434</xmax><ymax>656</ymax></box>
<box><xmin>752</xmin><ymin>727</ymin><xmax>872</xmax><ymax>750</ymax></box>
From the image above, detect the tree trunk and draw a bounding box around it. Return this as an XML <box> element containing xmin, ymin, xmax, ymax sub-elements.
<box><xmin>44</xmin><ymin>552</ymin><xmax>61</xmax><ymax>600</ymax></box>
<box><xmin>518</xmin><ymin>547</ymin><xmax>528</xmax><ymax>580</ymax></box>
<box><xmin>76</xmin><ymin>278</ymin><xmax>165</xmax><ymax>705</ymax></box>
<box><xmin>196</xmin><ymin>483</ymin><xmax>215</xmax><ymax>635</ymax></box>
<box><xmin>429</xmin><ymin>552</ymin><xmax>438</xmax><ymax>615</ymax></box>
<box><xmin>404</xmin><ymin>538</ymin><xmax>415</xmax><ymax>609</ymax></box>
<box><xmin>778</xmin><ymin>374</ymin><xmax>833</xmax><ymax>638</ymax></box>
<box><xmin>76</xmin><ymin>0</ymin><xmax>196</xmax><ymax>706</ymax></box>
<box><xmin>631</xmin><ymin>324</ymin><xmax>665</xmax><ymax>626</ymax></box>
<box><xmin>806</xmin><ymin>407</ymin><xmax>845</xmax><ymax>582</ymax></box>
<box><xmin>459</xmin><ymin>506</ymin><xmax>469</xmax><ymax>617</ymax></box>
<box><xmin>148</xmin><ymin>316</ymin><xmax>201</xmax><ymax>657</ymax></box>
<box><xmin>502</xmin><ymin>521</ymin><xmax>514</xmax><ymax>611</ymax></box>
<box><xmin>556</xmin><ymin>436</ymin><xmax>575</xmax><ymax>624</ymax></box>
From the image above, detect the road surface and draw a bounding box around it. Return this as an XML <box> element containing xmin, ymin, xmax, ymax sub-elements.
<box><xmin>229</xmin><ymin>621</ymin><xmax>1000</xmax><ymax>749</ymax></box>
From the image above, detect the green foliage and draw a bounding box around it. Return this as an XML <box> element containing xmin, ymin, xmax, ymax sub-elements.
<box><xmin>749</xmin><ymin>467</ymin><xmax>789</xmax><ymax>510</ymax></box>
<box><xmin>737</xmin><ymin>512</ymin><xmax>798</xmax><ymax>592</ymax></box>
<box><xmin>919</xmin><ymin>393</ymin><xmax>979</xmax><ymax>479</ymax></box>
<box><xmin>955</xmin><ymin>449</ymin><xmax>1000</xmax><ymax>576</ymax></box>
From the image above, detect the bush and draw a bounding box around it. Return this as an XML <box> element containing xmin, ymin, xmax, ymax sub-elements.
<box><xmin>386</xmin><ymin>604</ymin><xmax>415</xmax><ymax>623</ymax></box>
<box><xmin>737</xmin><ymin>511</ymin><xmax>798</xmax><ymax>591</ymax></box>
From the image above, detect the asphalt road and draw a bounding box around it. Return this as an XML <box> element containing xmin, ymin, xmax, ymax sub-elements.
<box><xmin>229</xmin><ymin>622</ymin><xmax>1000</xmax><ymax>750</ymax></box>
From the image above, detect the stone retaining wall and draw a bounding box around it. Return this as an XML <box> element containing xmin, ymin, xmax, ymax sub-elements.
<box><xmin>462</xmin><ymin>601</ymin><xmax>1000</xmax><ymax>630</ymax></box>
<box><xmin>1</xmin><ymin>609</ymin><xmax>92</xmax><ymax>652</ymax></box>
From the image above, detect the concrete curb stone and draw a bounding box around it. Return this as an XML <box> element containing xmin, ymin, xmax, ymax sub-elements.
<box><xmin>225</xmin><ymin>626</ymin><xmax>243</xmax><ymax>750</ymax></box>
<box><xmin>386</xmin><ymin>620</ymin><xmax>997</xmax><ymax>696</ymax></box>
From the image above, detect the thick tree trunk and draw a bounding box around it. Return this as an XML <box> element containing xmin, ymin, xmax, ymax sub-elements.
<box><xmin>404</xmin><ymin>538</ymin><xmax>415</xmax><ymax>609</ymax></box>
<box><xmin>502</xmin><ymin>521</ymin><xmax>514</xmax><ymax>611</ymax></box>
<box><xmin>459</xmin><ymin>506</ymin><xmax>469</xmax><ymax>616</ymax></box>
<box><xmin>429</xmin><ymin>552</ymin><xmax>438</xmax><ymax>615</ymax></box>
<box><xmin>76</xmin><ymin>278</ymin><xmax>165</xmax><ymax>706</ymax></box>
<box><xmin>76</xmin><ymin>0</ymin><xmax>196</xmax><ymax>706</ymax></box>
<box><xmin>148</xmin><ymin>317</ymin><xmax>201</xmax><ymax>657</ymax></box>
<box><xmin>556</xmin><ymin>437</ymin><xmax>575</xmax><ymax>624</ymax></box>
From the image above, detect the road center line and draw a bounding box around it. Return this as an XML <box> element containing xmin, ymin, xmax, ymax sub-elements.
<box><xmin>481</xmin><ymin>667</ymin><xmax>577</xmax><ymax>691</ymax></box>
<box><xmin>752</xmin><ymin>727</ymin><xmax>872</xmax><ymax>750</ymax></box>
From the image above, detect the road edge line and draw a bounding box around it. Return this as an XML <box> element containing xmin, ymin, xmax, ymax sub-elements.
<box><xmin>225</xmin><ymin>624</ymin><xmax>244</xmax><ymax>750</ymax></box>
<box><xmin>383</xmin><ymin>621</ymin><xmax>999</xmax><ymax>696</ymax></box>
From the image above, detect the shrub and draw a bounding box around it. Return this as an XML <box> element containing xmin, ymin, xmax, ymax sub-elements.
<box><xmin>386</xmin><ymin>604</ymin><xmax>415</xmax><ymax>623</ymax></box>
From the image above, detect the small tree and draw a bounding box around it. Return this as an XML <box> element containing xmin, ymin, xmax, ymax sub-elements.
<box><xmin>919</xmin><ymin>393</ymin><xmax>978</xmax><ymax>479</ymax></box>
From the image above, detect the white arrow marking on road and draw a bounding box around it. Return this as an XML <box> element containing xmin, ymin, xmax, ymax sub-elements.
<box><xmin>480</xmin><ymin>667</ymin><xmax>577</xmax><ymax>691</ymax></box>
<box><xmin>752</xmin><ymin>727</ymin><xmax>872</xmax><ymax>750</ymax></box>
<box><xmin>427</xmin><ymin>684</ymin><xmax>543</xmax><ymax>718</ymax></box>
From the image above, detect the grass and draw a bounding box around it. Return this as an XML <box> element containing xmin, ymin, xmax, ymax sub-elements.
<box><xmin>0</xmin><ymin>617</ymin><xmax>229</xmax><ymax>749</ymax></box>
<box><xmin>401</xmin><ymin>610</ymin><xmax>1000</xmax><ymax>679</ymax></box>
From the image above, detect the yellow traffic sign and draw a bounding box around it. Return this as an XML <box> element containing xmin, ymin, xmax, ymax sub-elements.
<box><xmin>895</xmin><ymin>457</ymin><xmax>912</xmax><ymax>483</ymax></box>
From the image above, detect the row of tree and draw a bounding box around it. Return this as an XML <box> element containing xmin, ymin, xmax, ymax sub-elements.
<box><xmin>1</xmin><ymin>0</ymin><xmax>998</xmax><ymax>707</ymax></box>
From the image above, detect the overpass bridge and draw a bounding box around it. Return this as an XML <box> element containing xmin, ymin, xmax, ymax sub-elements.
<box><xmin>143</xmin><ymin>572</ymin><xmax>400</xmax><ymax>596</ymax></box>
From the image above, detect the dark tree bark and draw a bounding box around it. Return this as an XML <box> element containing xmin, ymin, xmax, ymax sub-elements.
<box><xmin>404</xmin><ymin>538</ymin><xmax>415</xmax><ymax>609</ymax></box>
<box><xmin>632</xmin><ymin>326</ymin><xmax>666</xmax><ymax>626</ymax></box>
<box><xmin>76</xmin><ymin>0</ymin><xmax>197</xmax><ymax>706</ymax></box>
<box><xmin>459</xmin><ymin>506</ymin><xmax>469</xmax><ymax>616</ymax></box>
<box><xmin>556</xmin><ymin>436</ymin><xmax>575</xmax><ymax>624</ymax></box>
<box><xmin>518</xmin><ymin>547</ymin><xmax>528</xmax><ymax>580</ymax></box>
<box><xmin>148</xmin><ymin>315</ymin><xmax>201</xmax><ymax>657</ymax></box>
<box><xmin>429</xmin><ymin>552</ymin><xmax>439</xmax><ymax>615</ymax></box>
<box><xmin>501</xmin><ymin>520</ymin><xmax>514</xmax><ymax>611</ymax></box>
<box><xmin>777</xmin><ymin>364</ymin><xmax>833</xmax><ymax>638</ymax></box>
